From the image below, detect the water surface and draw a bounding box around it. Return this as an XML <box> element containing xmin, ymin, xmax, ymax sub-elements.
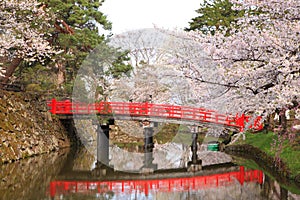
<box><xmin>0</xmin><ymin>146</ymin><xmax>300</xmax><ymax>200</ymax></box>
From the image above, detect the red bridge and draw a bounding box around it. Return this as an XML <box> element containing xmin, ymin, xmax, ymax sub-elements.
<box><xmin>49</xmin><ymin>166</ymin><xmax>263</xmax><ymax>197</ymax></box>
<box><xmin>48</xmin><ymin>99</ymin><xmax>263</xmax><ymax>132</ymax></box>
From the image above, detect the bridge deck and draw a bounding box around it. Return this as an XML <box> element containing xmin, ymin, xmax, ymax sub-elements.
<box><xmin>47</xmin><ymin>99</ymin><xmax>263</xmax><ymax>132</ymax></box>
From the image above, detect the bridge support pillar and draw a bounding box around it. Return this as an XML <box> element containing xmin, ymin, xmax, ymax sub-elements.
<box><xmin>187</xmin><ymin>132</ymin><xmax>202</xmax><ymax>172</ymax></box>
<box><xmin>96</xmin><ymin>124</ymin><xmax>110</xmax><ymax>166</ymax></box>
<box><xmin>92</xmin><ymin>161</ymin><xmax>114</xmax><ymax>177</ymax></box>
<box><xmin>144</xmin><ymin>126</ymin><xmax>154</xmax><ymax>149</ymax></box>
<box><xmin>141</xmin><ymin>126</ymin><xmax>157</xmax><ymax>173</ymax></box>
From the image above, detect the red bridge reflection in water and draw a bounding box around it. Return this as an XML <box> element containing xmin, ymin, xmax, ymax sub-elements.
<box><xmin>49</xmin><ymin>166</ymin><xmax>263</xmax><ymax>198</ymax></box>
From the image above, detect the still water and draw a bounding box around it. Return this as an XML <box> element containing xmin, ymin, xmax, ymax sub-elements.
<box><xmin>0</xmin><ymin>146</ymin><xmax>300</xmax><ymax>200</ymax></box>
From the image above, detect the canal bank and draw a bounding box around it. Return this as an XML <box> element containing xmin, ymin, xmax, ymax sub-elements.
<box><xmin>0</xmin><ymin>91</ymin><xmax>70</xmax><ymax>164</ymax></box>
<box><xmin>225</xmin><ymin>132</ymin><xmax>300</xmax><ymax>191</ymax></box>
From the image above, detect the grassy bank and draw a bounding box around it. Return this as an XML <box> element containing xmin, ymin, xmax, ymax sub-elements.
<box><xmin>235</xmin><ymin>131</ymin><xmax>300</xmax><ymax>178</ymax></box>
<box><xmin>232</xmin><ymin>155</ymin><xmax>300</xmax><ymax>194</ymax></box>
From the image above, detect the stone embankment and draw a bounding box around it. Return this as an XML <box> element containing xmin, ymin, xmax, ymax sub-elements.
<box><xmin>0</xmin><ymin>91</ymin><xmax>70</xmax><ymax>164</ymax></box>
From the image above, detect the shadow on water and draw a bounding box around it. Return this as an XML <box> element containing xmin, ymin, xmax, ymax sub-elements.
<box><xmin>0</xmin><ymin>148</ymin><xmax>70</xmax><ymax>200</ymax></box>
<box><xmin>1</xmin><ymin>146</ymin><xmax>300</xmax><ymax>200</ymax></box>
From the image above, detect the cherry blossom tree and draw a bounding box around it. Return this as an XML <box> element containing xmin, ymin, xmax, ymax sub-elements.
<box><xmin>0</xmin><ymin>0</ymin><xmax>60</xmax><ymax>86</ymax></box>
<box><xmin>168</xmin><ymin>0</ymin><xmax>300</xmax><ymax>119</ymax></box>
<box><xmin>109</xmin><ymin>29</ymin><xmax>170</xmax><ymax>69</ymax></box>
<box><xmin>109</xmin><ymin>29</ymin><xmax>187</xmax><ymax>103</ymax></box>
<box><xmin>156</xmin><ymin>0</ymin><xmax>300</xmax><ymax>148</ymax></box>
<box><xmin>104</xmin><ymin>0</ymin><xmax>297</xmax><ymax>148</ymax></box>
<box><xmin>109</xmin><ymin>29</ymin><xmax>228</xmax><ymax>110</ymax></box>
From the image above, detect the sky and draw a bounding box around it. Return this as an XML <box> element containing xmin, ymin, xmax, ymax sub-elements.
<box><xmin>100</xmin><ymin>0</ymin><xmax>200</xmax><ymax>34</ymax></box>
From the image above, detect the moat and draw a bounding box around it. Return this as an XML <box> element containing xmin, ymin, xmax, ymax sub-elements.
<box><xmin>1</xmin><ymin>144</ymin><xmax>300</xmax><ymax>200</ymax></box>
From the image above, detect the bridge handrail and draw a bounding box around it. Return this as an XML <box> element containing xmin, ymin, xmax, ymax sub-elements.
<box><xmin>47</xmin><ymin>99</ymin><xmax>263</xmax><ymax>132</ymax></box>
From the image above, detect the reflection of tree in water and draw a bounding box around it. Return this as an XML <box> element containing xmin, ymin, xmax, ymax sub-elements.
<box><xmin>0</xmin><ymin>149</ymin><xmax>69</xmax><ymax>200</ymax></box>
<box><xmin>262</xmin><ymin>175</ymin><xmax>272</xmax><ymax>198</ymax></box>
<box><xmin>72</xmin><ymin>146</ymin><xmax>95</xmax><ymax>171</ymax></box>
<box><xmin>73</xmin><ymin>119</ymin><xmax>97</xmax><ymax>144</ymax></box>
<box><xmin>98</xmin><ymin>186</ymin><xmax>114</xmax><ymax>200</ymax></box>
<box><xmin>63</xmin><ymin>191</ymin><xmax>114</xmax><ymax>200</ymax></box>
<box><xmin>262</xmin><ymin>175</ymin><xmax>288</xmax><ymax>200</ymax></box>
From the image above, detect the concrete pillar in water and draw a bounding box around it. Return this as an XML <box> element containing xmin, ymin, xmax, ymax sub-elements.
<box><xmin>92</xmin><ymin>119</ymin><xmax>115</xmax><ymax>177</ymax></box>
<box><xmin>191</xmin><ymin>132</ymin><xmax>198</xmax><ymax>163</ymax></box>
<box><xmin>144</xmin><ymin>126</ymin><xmax>154</xmax><ymax>149</ymax></box>
<box><xmin>187</xmin><ymin>127</ymin><xmax>202</xmax><ymax>172</ymax></box>
<box><xmin>141</xmin><ymin>125</ymin><xmax>157</xmax><ymax>173</ymax></box>
<box><xmin>97</xmin><ymin>124</ymin><xmax>110</xmax><ymax>166</ymax></box>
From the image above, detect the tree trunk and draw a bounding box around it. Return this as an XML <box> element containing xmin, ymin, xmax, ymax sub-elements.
<box><xmin>0</xmin><ymin>57</ymin><xmax>22</xmax><ymax>88</ymax></box>
<box><xmin>56</xmin><ymin>62</ymin><xmax>65</xmax><ymax>87</ymax></box>
<box><xmin>267</xmin><ymin>113</ymin><xmax>276</xmax><ymax>131</ymax></box>
<box><xmin>279</xmin><ymin>109</ymin><xmax>287</xmax><ymax>134</ymax></box>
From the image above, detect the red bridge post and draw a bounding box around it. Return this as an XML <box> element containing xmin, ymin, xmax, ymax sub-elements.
<box><xmin>253</xmin><ymin>116</ymin><xmax>263</xmax><ymax>131</ymax></box>
<box><xmin>50</xmin><ymin>181</ymin><xmax>56</xmax><ymax>198</ymax></box>
<box><xmin>258</xmin><ymin>170</ymin><xmax>263</xmax><ymax>184</ymax></box>
<box><xmin>239</xmin><ymin>166</ymin><xmax>245</xmax><ymax>185</ymax></box>
<box><xmin>235</xmin><ymin>114</ymin><xmax>245</xmax><ymax>132</ymax></box>
<box><xmin>145</xmin><ymin>101</ymin><xmax>149</xmax><ymax>115</ymax></box>
<box><xmin>50</xmin><ymin>99</ymin><xmax>57</xmax><ymax>114</ymax></box>
<box><xmin>64</xmin><ymin>100</ymin><xmax>72</xmax><ymax>114</ymax></box>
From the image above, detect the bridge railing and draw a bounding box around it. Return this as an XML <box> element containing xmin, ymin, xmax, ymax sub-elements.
<box><xmin>47</xmin><ymin>99</ymin><xmax>263</xmax><ymax>131</ymax></box>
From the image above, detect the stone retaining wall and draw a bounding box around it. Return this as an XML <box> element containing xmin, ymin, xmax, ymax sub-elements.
<box><xmin>0</xmin><ymin>91</ymin><xmax>70</xmax><ymax>164</ymax></box>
